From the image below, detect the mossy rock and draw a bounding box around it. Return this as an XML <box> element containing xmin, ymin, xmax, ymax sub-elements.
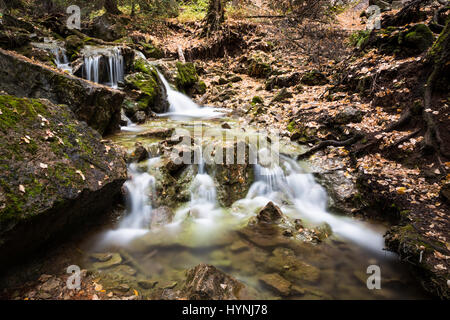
<box><xmin>175</xmin><ymin>62</ymin><xmax>199</xmax><ymax>93</ymax></box>
<box><xmin>247</xmin><ymin>51</ymin><xmax>272</xmax><ymax>78</ymax></box>
<box><xmin>349</xmin><ymin>30</ymin><xmax>371</xmax><ymax>49</ymax></box>
<box><xmin>399</xmin><ymin>24</ymin><xmax>434</xmax><ymax>53</ymax></box>
<box><xmin>0</xmin><ymin>95</ymin><xmax>127</xmax><ymax>270</ymax></box>
<box><xmin>139</xmin><ymin>42</ymin><xmax>164</xmax><ymax>59</ymax></box>
<box><xmin>65</xmin><ymin>35</ymin><xmax>84</xmax><ymax>61</ymax></box>
<box><xmin>251</xmin><ymin>96</ymin><xmax>264</xmax><ymax>105</ymax></box>
<box><xmin>301</xmin><ymin>70</ymin><xmax>328</xmax><ymax>86</ymax></box>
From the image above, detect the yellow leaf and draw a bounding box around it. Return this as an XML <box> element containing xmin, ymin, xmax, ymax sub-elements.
<box><xmin>396</xmin><ymin>187</ymin><xmax>406</xmax><ymax>194</ymax></box>
<box><xmin>133</xmin><ymin>289</ymin><xmax>139</xmax><ymax>296</ymax></box>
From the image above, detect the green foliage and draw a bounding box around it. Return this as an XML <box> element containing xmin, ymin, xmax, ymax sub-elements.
<box><xmin>349</xmin><ymin>30</ymin><xmax>370</xmax><ymax>49</ymax></box>
<box><xmin>178</xmin><ymin>0</ymin><xmax>208</xmax><ymax>22</ymax></box>
<box><xmin>251</xmin><ymin>96</ymin><xmax>264</xmax><ymax>105</ymax></box>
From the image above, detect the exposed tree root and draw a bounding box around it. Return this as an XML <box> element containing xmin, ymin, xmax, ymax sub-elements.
<box><xmin>297</xmin><ymin>133</ymin><xmax>363</xmax><ymax>160</ymax></box>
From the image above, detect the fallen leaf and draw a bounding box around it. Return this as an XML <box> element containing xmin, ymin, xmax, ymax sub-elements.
<box><xmin>19</xmin><ymin>185</ymin><xmax>25</xmax><ymax>193</ymax></box>
<box><xmin>75</xmin><ymin>170</ymin><xmax>85</xmax><ymax>181</ymax></box>
<box><xmin>39</xmin><ymin>163</ymin><xmax>48</xmax><ymax>169</ymax></box>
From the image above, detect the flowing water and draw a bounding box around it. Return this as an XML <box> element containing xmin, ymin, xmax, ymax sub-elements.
<box><xmin>80</xmin><ymin>72</ymin><xmax>428</xmax><ymax>300</ymax></box>
<box><xmin>31</xmin><ymin>40</ymin><xmax>72</xmax><ymax>73</ymax></box>
<box><xmin>82</xmin><ymin>46</ymin><xmax>124</xmax><ymax>88</ymax></box>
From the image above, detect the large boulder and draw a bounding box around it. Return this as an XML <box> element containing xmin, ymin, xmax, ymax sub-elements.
<box><xmin>0</xmin><ymin>48</ymin><xmax>124</xmax><ymax>135</ymax></box>
<box><xmin>182</xmin><ymin>264</ymin><xmax>245</xmax><ymax>300</ymax></box>
<box><xmin>0</xmin><ymin>95</ymin><xmax>127</xmax><ymax>270</ymax></box>
<box><xmin>88</xmin><ymin>14</ymin><xmax>127</xmax><ymax>42</ymax></box>
<box><xmin>124</xmin><ymin>58</ymin><xmax>169</xmax><ymax>115</ymax></box>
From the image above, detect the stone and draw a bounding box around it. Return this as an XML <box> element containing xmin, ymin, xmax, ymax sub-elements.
<box><xmin>267</xmin><ymin>248</ymin><xmax>320</xmax><ymax>283</ymax></box>
<box><xmin>134</xmin><ymin>111</ymin><xmax>146</xmax><ymax>124</ymax></box>
<box><xmin>138</xmin><ymin>280</ymin><xmax>158</xmax><ymax>289</ymax></box>
<box><xmin>301</xmin><ymin>70</ymin><xmax>328</xmax><ymax>86</ymax></box>
<box><xmin>257</xmin><ymin>202</ymin><xmax>284</xmax><ymax>223</ymax></box>
<box><xmin>334</xmin><ymin>106</ymin><xmax>364</xmax><ymax>125</ymax></box>
<box><xmin>92</xmin><ymin>253</ymin><xmax>122</xmax><ymax>269</ymax></box>
<box><xmin>0</xmin><ymin>96</ymin><xmax>127</xmax><ymax>270</ymax></box>
<box><xmin>182</xmin><ymin>264</ymin><xmax>245</xmax><ymax>300</ymax></box>
<box><xmin>221</xmin><ymin>122</ymin><xmax>232</xmax><ymax>129</ymax></box>
<box><xmin>90</xmin><ymin>253</ymin><xmax>113</xmax><ymax>262</ymax></box>
<box><xmin>271</xmin><ymin>88</ymin><xmax>293</xmax><ymax>103</ymax></box>
<box><xmin>137</xmin><ymin>128</ymin><xmax>175</xmax><ymax>139</ymax></box>
<box><xmin>150</xmin><ymin>206</ymin><xmax>174</xmax><ymax>229</ymax></box>
<box><xmin>260</xmin><ymin>273</ymin><xmax>292</xmax><ymax>296</ymax></box>
<box><xmin>127</xmin><ymin>142</ymin><xmax>149</xmax><ymax>164</ymax></box>
<box><xmin>265</xmin><ymin>73</ymin><xmax>301</xmax><ymax>91</ymax></box>
<box><xmin>0</xmin><ymin>48</ymin><xmax>124</xmax><ymax>135</ymax></box>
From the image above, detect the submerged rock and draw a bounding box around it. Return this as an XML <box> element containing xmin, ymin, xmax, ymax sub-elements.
<box><xmin>92</xmin><ymin>253</ymin><xmax>123</xmax><ymax>270</ymax></box>
<box><xmin>0</xmin><ymin>96</ymin><xmax>127</xmax><ymax>270</ymax></box>
<box><xmin>182</xmin><ymin>264</ymin><xmax>245</xmax><ymax>300</ymax></box>
<box><xmin>260</xmin><ymin>273</ymin><xmax>292</xmax><ymax>296</ymax></box>
<box><xmin>150</xmin><ymin>206</ymin><xmax>174</xmax><ymax>229</ymax></box>
<box><xmin>0</xmin><ymin>48</ymin><xmax>124</xmax><ymax>135</ymax></box>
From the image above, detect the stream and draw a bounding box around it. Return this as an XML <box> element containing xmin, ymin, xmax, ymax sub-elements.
<box><xmin>69</xmin><ymin>70</ymin><xmax>428</xmax><ymax>300</ymax></box>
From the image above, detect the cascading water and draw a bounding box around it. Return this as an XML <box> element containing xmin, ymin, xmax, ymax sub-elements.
<box><xmin>101</xmin><ymin>162</ymin><xmax>156</xmax><ymax>246</ymax></box>
<box><xmin>157</xmin><ymin>70</ymin><xmax>226</xmax><ymax>120</ymax></box>
<box><xmin>238</xmin><ymin>149</ymin><xmax>388</xmax><ymax>254</ymax></box>
<box><xmin>51</xmin><ymin>47</ymin><xmax>72</xmax><ymax>73</ymax></box>
<box><xmin>82</xmin><ymin>46</ymin><xmax>124</xmax><ymax>88</ymax></box>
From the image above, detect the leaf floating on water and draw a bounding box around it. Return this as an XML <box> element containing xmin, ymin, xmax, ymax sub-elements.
<box><xmin>76</xmin><ymin>170</ymin><xmax>85</xmax><ymax>181</ymax></box>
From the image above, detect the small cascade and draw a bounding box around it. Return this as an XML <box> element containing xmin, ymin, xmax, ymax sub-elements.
<box><xmin>51</xmin><ymin>47</ymin><xmax>72</xmax><ymax>73</ymax></box>
<box><xmin>156</xmin><ymin>70</ymin><xmax>225</xmax><ymax>120</ymax></box>
<box><xmin>241</xmin><ymin>150</ymin><xmax>387</xmax><ymax>253</ymax></box>
<box><xmin>101</xmin><ymin>163</ymin><xmax>155</xmax><ymax>245</ymax></box>
<box><xmin>82</xmin><ymin>46</ymin><xmax>124</xmax><ymax>88</ymax></box>
<box><xmin>31</xmin><ymin>40</ymin><xmax>72</xmax><ymax>73</ymax></box>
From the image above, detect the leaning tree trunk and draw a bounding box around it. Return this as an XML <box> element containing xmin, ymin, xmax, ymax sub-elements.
<box><xmin>104</xmin><ymin>0</ymin><xmax>121</xmax><ymax>15</ymax></box>
<box><xmin>201</xmin><ymin>0</ymin><xmax>226</xmax><ymax>38</ymax></box>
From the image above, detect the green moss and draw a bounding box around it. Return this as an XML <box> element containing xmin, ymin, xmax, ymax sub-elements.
<box><xmin>65</xmin><ymin>35</ymin><xmax>84</xmax><ymax>61</ymax></box>
<box><xmin>140</xmin><ymin>42</ymin><xmax>164</xmax><ymax>59</ymax></box>
<box><xmin>349</xmin><ymin>30</ymin><xmax>370</xmax><ymax>49</ymax></box>
<box><xmin>175</xmin><ymin>62</ymin><xmax>199</xmax><ymax>92</ymax></box>
<box><xmin>251</xmin><ymin>96</ymin><xmax>264</xmax><ymax>105</ymax></box>
<box><xmin>400</xmin><ymin>24</ymin><xmax>434</xmax><ymax>52</ymax></box>
<box><xmin>287</xmin><ymin>121</ymin><xmax>296</xmax><ymax>133</ymax></box>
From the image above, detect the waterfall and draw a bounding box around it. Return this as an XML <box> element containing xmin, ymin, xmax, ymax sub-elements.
<box><xmin>101</xmin><ymin>163</ymin><xmax>156</xmax><ymax>245</ymax></box>
<box><xmin>82</xmin><ymin>46</ymin><xmax>124</xmax><ymax>88</ymax></box>
<box><xmin>51</xmin><ymin>47</ymin><xmax>72</xmax><ymax>73</ymax></box>
<box><xmin>156</xmin><ymin>70</ymin><xmax>226</xmax><ymax>120</ymax></box>
<box><xmin>241</xmin><ymin>150</ymin><xmax>387</xmax><ymax>253</ymax></box>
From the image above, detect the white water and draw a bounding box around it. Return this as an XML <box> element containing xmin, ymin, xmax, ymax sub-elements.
<box><xmin>83</xmin><ymin>46</ymin><xmax>124</xmax><ymax>88</ymax></box>
<box><xmin>100</xmin><ymin>162</ymin><xmax>156</xmax><ymax>246</ymax></box>
<box><xmin>51</xmin><ymin>47</ymin><xmax>72</xmax><ymax>73</ymax></box>
<box><xmin>157</xmin><ymin>71</ymin><xmax>226</xmax><ymax>120</ymax></box>
<box><xmin>236</xmin><ymin>150</ymin><xmax>389</xmax><ymax>254</ymax></box>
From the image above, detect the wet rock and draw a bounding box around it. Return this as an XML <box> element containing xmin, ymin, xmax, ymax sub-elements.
<box><xmin>127</xmin><ymin>142</ymin><xmax>149</xmax><ymax>164</ymax></box>
<box><xmin>182</xmin><ymin>264</ymin><xmax>245</xmax><ymax>300</ymax></box>
<box><xmin>134</xmin><ymin>111</ymin><xmax>146</xmax><ymax>124</ymax></box>
<box><xmin>301</xmin><ymin>70</ymin><xmax>328</xmax><ymax>86</ymax></box>
<box><xmin>92</xmin><ymin>253</ymin><xmax>122</xmax><ymax>269</ymax></box>
<box><xmin>138</xmin><ymin>280</ymin><xmax>158</xmax><ymax>289</ymax></box>
<box><xmin>206</xmin><ymin>141</ymin><xmax>255</xmax><ymax>207</ymax></box>
<box><xmin>0</xmin><ymin>96</ymin><xmax>127</xmax><ymax>270</ymax></box>
<box><xmin>267</xmin><ymin>248</ymin><xmax>320</xmax><ymax>283</ymax></box>
<box><xmin>150</xmin><ymin>206</ymin><xmax>174</xmax><ymax>229</ymax></box>
<box><xmin>314</xmin><ymin>223</ymin><xmax>333</xmax><ymax>242</ymax></box>
<box><xmin>229</xmin><ymin>240</ymin><xmax>248</xmax><ymax>252</ymax></box>
<box><xmin>221</xmin><ymin>122</ymin><xmax>232</xmax><ymax>129</ymax></box>
<box><xmin>90</xmin><ymin>253</ymin><xmax>114</xmax><ymax>262</ymax></box>
<box><xmin>113</xmin><ymin>265</ymin><xmax>137</xmax><ymax>276</ymax></box>
<box><xmin>314</xmin><ymin>170</ymin><xmax>358</xmax><ymax>214</ymax></box>
<box><xmin>138</xmin><ymin>128</ymin><xmax>175</xmax><ymax>139</ymax></box>
<box><xmin>175</xmin><ymin>62</ymin><xmax>202</xmax><ymax>95</ymax></box>
<box><xmin>0</xmin><ymin>49</ymin><xmax>125</xmax><ymax>135</ymax></box>
<box><xmin>260</xmin><ymin>273</ymin><xmax>292</xmax><ymax>296</ymax></box>
<box><xmin>257</xmin><ymin>202</ymin><xmax>284</xmax><ymax>223</ymax></box>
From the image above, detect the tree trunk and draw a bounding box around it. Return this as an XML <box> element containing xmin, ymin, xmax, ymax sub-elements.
<box><xmin>202</xmin><ymin>0</ymin><xmax>226</xmax><ymax>38</ymax></box>
<box><xmin>131</xmin><ymin>0</ymin><xmax>136</xmax><ymax>16</ymax></box>
<box><xmin>104</xmin><ymin>0</ymin><xmax>121</xmax><ymax>15</ymax></box>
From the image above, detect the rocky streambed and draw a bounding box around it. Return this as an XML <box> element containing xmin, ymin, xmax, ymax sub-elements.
<box><xmin>2</xmin><ymin>116</ymin><xmax>428</xmax><ymax>300</ymax></box>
